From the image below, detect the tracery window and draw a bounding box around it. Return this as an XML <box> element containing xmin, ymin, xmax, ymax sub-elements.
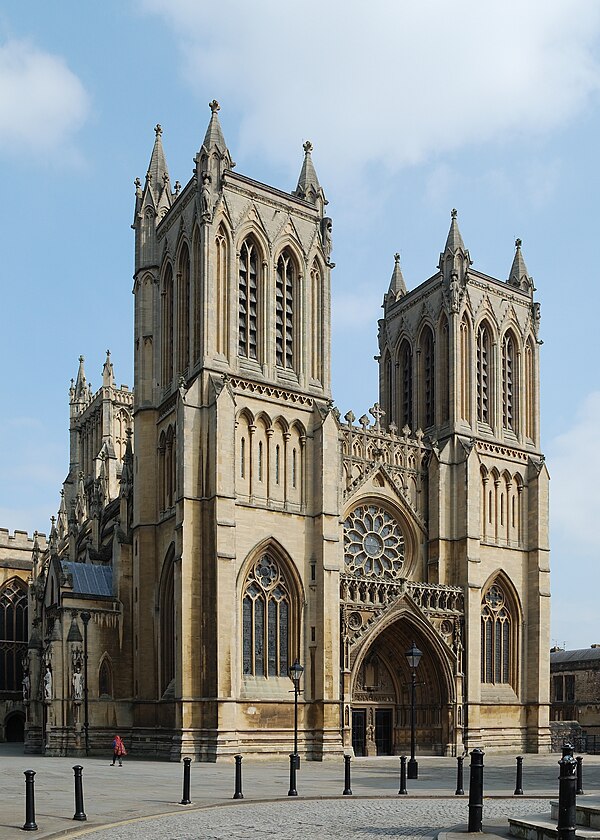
<box><xmin>99</xmin><ymin>658</ymin><xmax>113</xmax><ymax>697</ymax></box>
<box><xmin>216</xmin><ymin>227</ymin><xmax>228</xmax><ymax>357</ymax></box>
<box><xmin>343</xmin><ymin>504</ymin><xmax>405</xmax><ymax>579</ymax></box>
<box><xmin>384</xmin><ymin>353</ymin><xmax>393</xmax><ymax>425</ymax></box>
<box><xmin>275</xmin><ymin>250</ymin><xmax>295</xmax><ymax>369</ymax></box>
<box><xmin>502</xmin><ymin>332</ymin><xmax>517</xmax><ymax>432</ymax></box>
<box><xmin>0</xmin><ymin>580</ymin><xmax>27</xmax><ymax>692</ymax></box>
<box><xmin>310</xmin><ymin>261</ymin><xmax>323</xmax><ymax>381</ymax></box>
<box><xmin>477</xmin><ymin>323</ymin><xmax>492</xmax><ymax>424</ymax></box>
<box><xmin>398</xmin><ymin>340</ymin><xmax>413</xmax><ymax>430</ymax></box>
<box><xmin>160</xmin><ymin>552</ymin><xmax>175</xmax><ymax>694</ymax></box>
<box><xmin>480</xmin><ymin>583</ymin><xmax>513</xmax><ymax>685</ymax></box>
<box><xmin>239</xmin><ymin>238</ymin><xmax>258</xmax><ymax>360</ymax></box>
<box><xmin>524</xmin><ymin>338</ymin><xmax>535</xmax><ymax>440</ymax></box>
<box><xmin>242</xmin><ymin>555</ymin><xmax>291</xmax><ymax>677</ymax></box>
<box><xmin>460</xmin><ymin>316</ymin><xmax>471</xmax><ymax>422</ymax></box>
<box><xmin>439</xmin><ymin>316</ymin><xmax>449</xmax><ymax>424</ymax></box>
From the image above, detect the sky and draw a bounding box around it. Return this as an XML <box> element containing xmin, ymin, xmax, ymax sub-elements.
<box><xmin>0</xmin><ymin>1</ymin><xmax>598</xmax><ymax>649</ymax></box>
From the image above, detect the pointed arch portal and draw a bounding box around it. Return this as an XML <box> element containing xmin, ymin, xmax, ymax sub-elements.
<box><xmin>348</xmin><ymin>618</ymin><xmax>455</xmax><ymax>757</ymax></box>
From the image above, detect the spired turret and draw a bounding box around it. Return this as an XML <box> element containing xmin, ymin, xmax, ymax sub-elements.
<box><xmin>507</xmin><ymin>238</ymin><xmax>533</xmax><ymax>294</ymax></box>
<box><xmin>293</xmin><ymin>140</ymin><xmax>326</xmax><ymax>213</ymax></box>
<box><xmin>384</xmin><ymin>252</ymin><xmax>407</xmax><ymax>309</ymax></box>
<box><xmin>133</xmin><ymin>124</ymin><xmax>172</xmax><ymax>271</ymax></box>
<box><xmin>438</xmin><ymin>208</ymin><xmax>472</xmax><ymax>284</ymax></box>
<box><xmin>195</xmin><ymin>100</ymin><xmax>234</xmax><ymax>216</ymax></box>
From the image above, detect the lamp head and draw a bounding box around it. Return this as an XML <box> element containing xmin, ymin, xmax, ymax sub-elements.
<box><xmin>405</xmin><ymin>642</ymin><xmax>422</xmax><ymax>670</ymax></box>
<box><xmin>289</xmin><ymin>659</ymin><xmax>304</xmax><ymax>685</ymax></box>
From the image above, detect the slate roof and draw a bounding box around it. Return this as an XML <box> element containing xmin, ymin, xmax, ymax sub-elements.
<box><xmin>61</xmin><ymin>561</ymin><xmax>113</xmax><ymax>597</ymax></box>
<box><xmin>550</xmin><ymin>648</ymin><xmax>600</xmax><ymax>664</ymax></box>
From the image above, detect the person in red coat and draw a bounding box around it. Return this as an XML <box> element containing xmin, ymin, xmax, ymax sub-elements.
<box><xmin>111</xmin><ymin>735</ymin><xmax>127</xmax><ymax>766</ymax></box>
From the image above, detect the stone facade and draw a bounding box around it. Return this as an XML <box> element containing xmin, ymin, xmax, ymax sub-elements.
<box><xmin>0</xmin><ymin>529</ymin><xmax>46</xmax><ymax>741</ymax></box>
<box><xmin>24</xmin><ymin>102</ymin><xmax>550</xmax><ymax>759</ymax></box>
<box><xmin>550</xmin><ymin>647</ymin><xmax>600</xmax><ymax>742</ymax></box>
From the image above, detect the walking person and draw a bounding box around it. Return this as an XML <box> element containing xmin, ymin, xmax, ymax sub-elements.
<box><xmin>111</xmin><ymin>734</ymin><xmax>127</xmax><ymax>766</ymax></box>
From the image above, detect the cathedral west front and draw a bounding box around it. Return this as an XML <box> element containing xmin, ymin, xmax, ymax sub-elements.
<box><xmin>16</xmin><ymin>101</ymin><xmax>550</xmax><ymax>759</ymax></box>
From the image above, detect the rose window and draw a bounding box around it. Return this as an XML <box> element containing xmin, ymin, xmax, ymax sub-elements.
<box><xmin>343</xmin><ymin>504</ymin><xmax>405</xmax><ymax>579</ymax></box>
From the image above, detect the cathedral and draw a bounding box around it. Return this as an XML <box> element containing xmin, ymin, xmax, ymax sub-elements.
<box><xmin>17</xmin><ymin>101</ymin><xmax>550</xmax><ymax>759</ymax></box>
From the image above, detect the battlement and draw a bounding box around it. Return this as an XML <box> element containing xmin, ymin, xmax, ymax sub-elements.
<box><xmin>0</xmin><ymin>528</ymin><xmax>47</xmax><ymax>550</ymax></box>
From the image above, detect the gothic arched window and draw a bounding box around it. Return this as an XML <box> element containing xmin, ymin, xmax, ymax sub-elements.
<box><xmin>161</xmin><ymin>263</ymin><xmax>174</xmax><ymax>385</ymax></box>
<box><xmin>420</xmin><ymin>327</ymin><xmax>435</xmax><ymax>428</ymax></box>
<box><xmin>160</xmin><ymin>551</ymin><xmax>175</xmax><ymax>694</ymax></box>
<box><xmin>525</xmin><ymin>337</ymin><xmax>535</xmax><ymax>440</ymax></box>
<box><xmin>0</xmin><ymin>580</ymin><xmax>27</xmax><ymax>692</ymax></box>
<box><xmin>439</xmin><ymin>315</ymin><xmax>449</xmax><ymax>424</ymax></box>
<box><xmin>193</xmin><ymin>226</ymin><xmax>202</xmax><ymax>361</ymax></box>
<box><xmin>384</xmin><ymin>353</ymin><xmax>393</xmax><ymax>425</ymax></box>
<box><xmin>177</xmin><ymin>243</ymin><xmax>190</xmax><ymax>374</ymax></box>
<box><xmin>502</xmin><ymin>331</ymin><xmax>518</xmax><ymax>432</ymax></box>
<box><xmin>481</xmin><ymin>582</ymin><xmax>515</xmax><ymax>686</ymax></box>
<box><xmin>476</xmin><ymin>322</ymin><xmax>492</xmax><ymax>424</ymax></box>
<box><xmin>275</xmin><ymin>250</ymin><xmax>296</xmax><ymax>369</ymax></box>
<box><xmin>242</xmin><ymin>554</ymin><xmax>291</xmax><ymax>677</ymax></box>
<box><xmin>310</xmin><ymin>261</ymin><xmax>323</xmax><ymax>382</ymax></box>
<box><xmin>238</xmin><ymin>238</ymin><xmax>259</xmax><ymax>360</ymax></box>
<box><xmin>98</xmin><ymin>658</ymin><xmax>113</xmax><ymax>697</ymax></box>
<box><xmin>398</xmin><ymin>340</ymin><xmax>413</xmax><ymax>430</ymax></box>
<box><xmin>460</xmin><ymin>315</ymin><xmax>471</xmax><ymax>423</ymax></box>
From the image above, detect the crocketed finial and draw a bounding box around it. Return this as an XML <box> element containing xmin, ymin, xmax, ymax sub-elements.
<box><xmin>209</xmin><ymin>99</ymin><xmax>220</xmax><ymax>114</ymax></box>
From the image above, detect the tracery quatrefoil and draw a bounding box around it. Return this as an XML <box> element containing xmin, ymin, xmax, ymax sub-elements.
<box><xmin>343</xmin><ymin>504</ymin><xmax>405</xmax><ymax>579</ymax></box>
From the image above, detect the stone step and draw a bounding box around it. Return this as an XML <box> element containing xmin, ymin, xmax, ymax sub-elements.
<box><xmin>509</xmin><ymin>813</ymin><xmax>600</xmax><ymax>840</ymax></box>
<box><xmin>550</xmin><ymin>797</ymin><xmax>600</xmax><ymax>829</ymax></box>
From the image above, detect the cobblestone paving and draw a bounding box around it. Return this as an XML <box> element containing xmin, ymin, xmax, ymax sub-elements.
<box><xmin>81</xmin><ymin>797</ymin><xmax>550</xmax><ymax>840</ymax></box>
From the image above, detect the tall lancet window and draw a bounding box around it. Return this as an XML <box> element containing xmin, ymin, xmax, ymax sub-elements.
<box><xmin>275</xmin><ymin>250</ymin><xmax>296</xmax><ymax>369</ymax></box>
<box><xmin>239</xmin><ymin>238</ymin><xmax>258</xmax><ymax>360</ymax></box>
<box><xmin>524</xmin><ymin>338</ymin><xmax>535</xmax><ymax>440</ymax></box>
<box><xmin>420</xmin><ymin>327</ymin><xmax>435</xmax><ymax>428</ymax></box>
<box><xmin>384</xmin><ymin>353</ymin><xmax>394</xmax><ymax>425</ymax></box>
<box><xmin>310</xmin><ymin>261</ymin><xmax>322</xmax><ymax>382</ymax></box>
<box><xmin>242</xmin><ymin>554</ymin><xmax>292</xmax><ymax>677</ymax></box>
<box><xmin>0</xmin><ymin>580</ymin><xmax>27</xmax><ymax>692</ymax></box>
<box><xmin>477</xmin><ymin>322</ymin><xmax>492</xmax><ymax>424</ymax></box>
<box><xmin>398</xmin><ymin>340</ymin><xmax>413</xmax><ymax>430</ymax></box>
<box><xmin>502</xmin><ymin>332</ymin><xmax>517</xmax><ymax>432</ymax></box>
<box><xmin>481</xmin><ymin>582</ymin><xmax>515</xmax><ymax>687</ymax></box>
<box><xmin>439</xmin><ymin>315</ymin><xmax>449</xmax><ymax>424</ymax></box>
<box><xmin>161</xmin><ymin>264</ymin><xmax>174</xmax><ymax>385</ymax></box>
<box><xmin>177</xmin><ymin>244</ymin><xmax>190</xmax><ymax>373</ymax></box>
<box><xmin>215</xmin><ymin>226</ymin><xmax>228</xmax><ymax>357</ymax></box>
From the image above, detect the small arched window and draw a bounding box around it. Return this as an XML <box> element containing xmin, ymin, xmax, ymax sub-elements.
<box><xmin>275</xmin><ymin>250</ymin><xmax>296</xmax><ymax>369</ymax></box>
<box><xmin>99</xmin><ymin>658</ymin><xmax>113</xmax><ymax>697</ymax></box>
<box><xmin>0</xmin><ymin>580</ymin><xmax>27</xmax><ymax>692</ymax></box>
<box><xmin>239</xmin><ymin>238</ymin><xmax>259</xmax><ymax>360</ymax></box>
<box><xmin>481</xmin><ymin>582</ymin><xmax>515</xmax><ymax>686</ymax></box>
<box><xmin>242</xmin><ymin>554</ymin><xmax>292</xmax><ymax>677</ymax></box>
<box><xmin>477</xmin><ymin>322</ymin><xmax>492</xmax><ymax>424</ymax></box>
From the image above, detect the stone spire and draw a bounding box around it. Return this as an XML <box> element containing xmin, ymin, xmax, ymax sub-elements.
<box><xmin>146</xmin><ymin>123</ymin><xmax>170</xmax><ymax>196</ymax></box>
<box><xmin>293</xmin><ymin>141</ymin><xmax>325</xmax><ymax>208</ymax></box>
<box><xmin>73</xmin><ymin>356</ymin><xmax>87</xmax><ymax>402</ymax></box>
<box><xmin>387</xmin><ymin>252</ymin><xmax>407</xmax><ymax>301</ymax></box>
<box><xmin>439</xmin><ymin>209</ymin><xmax>471</xmax><ymax>283</ymax></box>
<box><xmin>102</xmin><ymin>349</ymin><xmax>114</xmax><ymax>388</ymax></box>
<box><xmin>198</xmin><ymin>100</ymin><xmax>234</xmax><ymax>174</ymax></box>
<box><xmin>507</xmin><ymin>238</ymin><xmax>533</xmax><ymax>293</ymax></box>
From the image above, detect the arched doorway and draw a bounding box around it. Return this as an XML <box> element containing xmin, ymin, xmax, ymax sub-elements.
<box><xmin>350</xmin><ymin>618</ymin><xmax>455</xmax><ymax>757</ymax></box>
<box><xmin>5</xmin><ymin>711</ymin><xmax>25</xmax><ymax>742</ymax></box>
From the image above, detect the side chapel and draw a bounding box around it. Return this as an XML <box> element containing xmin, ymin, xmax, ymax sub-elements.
<box><xmin>24</xmin><ymin>101</ymin><xmax>551</xmax><ymax>758</ymax></box>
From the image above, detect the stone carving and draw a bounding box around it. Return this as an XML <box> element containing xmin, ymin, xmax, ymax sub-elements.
<box><xmin>201</xmin><ymin>172</ymin><xmax>213</xmax><ymax>220</ymax></box>
<box><xmin>72</xmin><ymin>666</ymin><xmax>83</xmax><ymax>701</ymax></box>
<box><xmin>321</xmin><ymin>217</ymin><xmax>333</xmax><ymax>265</ymax></box>
<box><xmin>43</xmin><ymin>666</ymin><xmax>52</xmax><ymax>701</ymax></box>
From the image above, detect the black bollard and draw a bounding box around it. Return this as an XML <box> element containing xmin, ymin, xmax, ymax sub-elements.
<box><xmin>557</xmin><ymin>754</ymin><xmax>577</xmax><ymax>840</ymax></box>
<box><xmin>398</xmin><ymin>755</ymin><xmax>408</xmax><ymax>795</ymax></box>
<box><xmin>180</xmin><ymin>756</ymin><xmax>192</xmax><ymax>805</ymax></box>
<box><xmin>467</xmin><ymin>748</ymin><xmax>484</xmax><ymax>833</ymax></box>
<box><xmin>343</xmin><ymin>754</ymin><xmax>352</xmax><ymax>795</ymax></box>
<box><xmin>288</xmin><ymin>752</ymin><xmax>298</xmax><ymax>796</ymax></box>
<box><xmin>23</xmin><ymin>769</ymin><xmax>38</xmax><ymax>832</ymax></box>
<box><xmin>455</xmin><ymin>755</ymin><xmax>464</xmax><ymax>796</ymax></box>
<box><xmin>72</xmin><ymin>765</ymin><xmax>87</xmax><ymax>821</ymax></box>
<box><xmin>514</xmin><ymin>755</ymin><xmax>524</xmax><ymax>796</ymax></box>
<box><xmin>233</xmin><ymin>754</ymin><xmax>244</xmax><ymax>799</ymax></box>
<box><xmin>562</xmin><ymin>742</ymin><xmax>574</xmax><ymax>759</ymax></box>
<box><xmin>576</xmin><ymin>755</ymin><xmax>584</xmax><ymax>796</ymax></box>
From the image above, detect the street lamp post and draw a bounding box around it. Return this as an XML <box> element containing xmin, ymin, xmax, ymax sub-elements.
<box><xmin>405</xmin><ymin>642</ymin><xmax>422</xmax><ymax>780</ymax></box>
<box><xmin>288</xmin><ymin>659</ymin><xmax>304</xmax><ymax>796</ymax></box>
<box><xmin>80</xmin><ymin>612</ymin><xmax>91</xmax><ymax>756</ymax></box>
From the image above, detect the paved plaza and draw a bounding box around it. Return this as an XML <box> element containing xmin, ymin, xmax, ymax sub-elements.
<box><xmin>1</xmin><ymin>745</ymin><xmax>598</xmax><ymax>839</ymax></box>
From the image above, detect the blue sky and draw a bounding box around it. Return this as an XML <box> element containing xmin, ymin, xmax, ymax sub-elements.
<box><xmin>0</xmin><ymin>1</ymin><xmax>598</xmax><ymax>649</ymax></box>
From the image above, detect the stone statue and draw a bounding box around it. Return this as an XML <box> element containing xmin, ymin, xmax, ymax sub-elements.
<box><xmin>321</xmin><ymin>217</ymin><xmax>333</xmax><ymax>262</ymax></box>
<box><xmin>201</xmin><ymin>172</ymin><xmax>212</xmax><ymax>218</ymax></box>
<box><xmin>43</xmin><ymin>666</ymin><xmax>52</xmax><ymax>701</ymax></box>
<box><xmin>72</xmin><ymin>666</ymin><xmax>83</xmax><ymax>701</ymax></box>
<box><xmin>22</xmin><ymin>672</ymin><xmax>30</xmax><ymax>702</ymax></box>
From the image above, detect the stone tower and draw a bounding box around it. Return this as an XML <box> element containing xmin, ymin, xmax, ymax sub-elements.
<box><xmin>376</xmin><ymin>211</ymin><xmax>550</xmax><ymax>751</ymax></box>
<box><xmin>131</xmin><ymin>102</ymin><xmax>341</xmax><ymax>759</ymax></box>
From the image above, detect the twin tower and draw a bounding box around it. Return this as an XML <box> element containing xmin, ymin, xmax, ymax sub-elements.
<box><xmin>31</xmin><ymin>101</ymin><xmax>550</xmax><ymax>759</ymax></box>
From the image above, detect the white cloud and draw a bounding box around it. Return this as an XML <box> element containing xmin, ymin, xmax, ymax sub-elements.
<box><xmin>139</xmin><ymin>0</ymin><xmax>600</xmax><ymax>180</ymax></box>
<box><xmin>548</xmin><ymin>391</ymin><xmax>600</xmax><ymax>549</ymax></box>
<box><xmin>0</xmin><ymin>39</ymin><xmax>90</xmax><ymax>159</ymax></box>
